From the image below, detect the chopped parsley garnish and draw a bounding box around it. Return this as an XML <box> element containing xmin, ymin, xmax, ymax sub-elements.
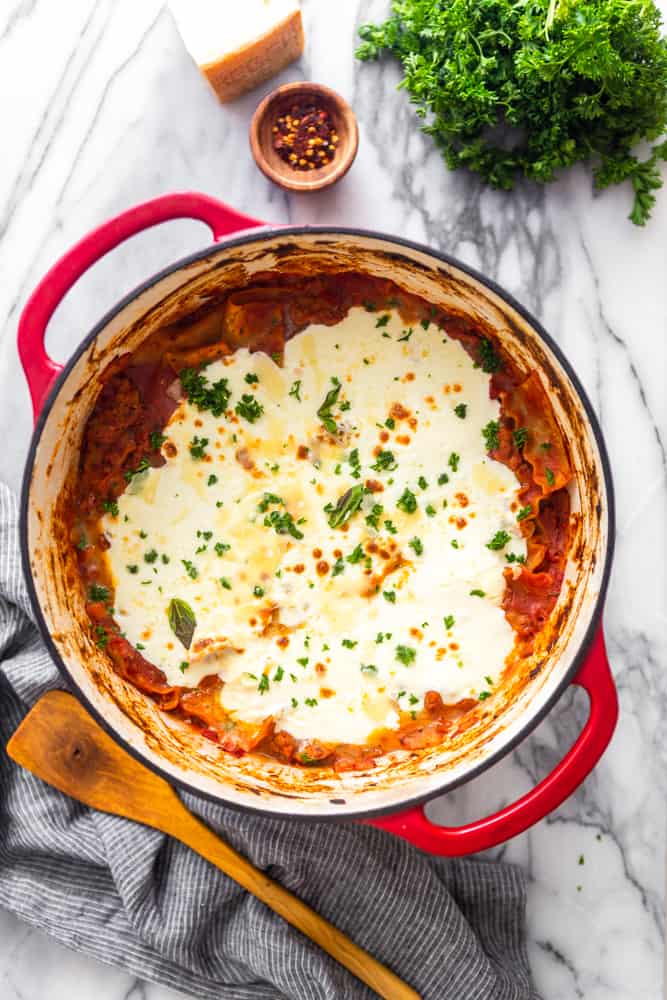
<box><xmin>540</xmin><ymin>442</ymin><xmax>552</xmax><ymax>451</ymax></box>
<box><xmin>478</xmin><ymin>691</ymin><xmax>491</xmax><ymax>701</ymax></box>
<box><xmin>258</xmin><ymin>674</ymin><xmax>270</xmax><ymax>694</ymax></box>
<box><xmin>291</xmin><ymin>697</ymin><xmax>299</xmax><ymax>708</ymax></box>
<box><xmin>127</xmin><ymin>564</ymin><xmax>139</xmax><ymax>574</ymax></box>
<box><xmin>304</xmin><ymin>698</ymin><xmax>318</xmax><ymax>707</ymax></box>
<box><xmin>180</xmin><ymin>368</ymin><xmax>231</xmax><ymax>416</ymax></box>
<box><xmin>397</xmin><ymin>488</ymin><xmax>417</xmax><ymax>513</ymax></box>
<box><xmin>124</xmin><ymin>457</ymin><xmax>150</xmax><ymax>483</ymax></box>
<box><xmin>420</xmin><ymin>318</ymin><xmax>430</xmax><ymax>330</ymax></box>
<box><xmin>486</xmin><ymin>530</ymin><xmax>511</xmax><ymax>551</ymax></box>
<box><xmin>149</xmin><ymin>430</ymin><xmax>166</xmax><ymax>450</ymax></box>
<box><xmin>342</xmin><ymin>638</ymin><xmax>358</xmax><ymax>649</ymax></box>
<box><xmin>340</xmin><ymin>400</ymin><xmax>351</xmax><ymax>411</ymax></box>
<box><xmin>375</xmin><ymin>313</ymin><xmax>391</xmax><ymax>328</ymax></box>
<box><xmin>289</xmin><ymin>379</ymin><xmax>302</xmax><ymax>402</ymax></box>
<box><xmin>482</xmin><ymin>420</ymin><xmax>500</xmax><ymax>452</ymax></box>
<box><xmin>182</xmin><ymin>560</ymin><xmax>198</xmax><ymax>579</ymax></box>
<box><xmin>214</xmin><ymin>541</ymin><xmax>230</xmax><ymax>556</ymax></box>
<box><xmin>450</xmin><ymin>539</ymin><xmax>459</xmax><ymax>549</ymax></box>
<box><xmin>264</xmin><ymin>509</ymin><xmax>304</xmax><ymax>540</ymax></box>
<box><xmin>383</xmin><ymin>590</ymin><xmax>397</xmax><ymax>603</ymax></box>
<box><xmin>235</xmin><ymin>394</ymin><xmax>264</xmax><ymax>423</ymax></box>
<box><xmin>207</xmin><ymin>474</ymin><xmax>218</xmax><ymax>486</ymax></box>
<box><xmin>244</xmin><ymin>372</ymin><xmax>259</xmax><ymax>384</ymax></box>
<box><xmin>346</xmin><ymin>544</ymin><xmax>364</xmax><ymax>564</ymax></box>
<box><xmin>253</xmin><ymin>585</ymin><xmax>265</xmax><ymax>597</ymax></box>
<box><xmin>444</xmin><ymin>614</ymin><xmax>455</xmax><ymax>629</ymax></box>
<box><xmin>144</xmin><ymin>549</ymin><xmax>159</xmax><ymax>564</ymax></box>
<box><xmin>517</xmin><ymin>505</ymin><xmax>533</xmax><ymax>522</ymax></box>
<box><xmin>375</xmin><ymin>632</ymin><xmax>392</xmax><ymax>643</ymax></box>
<box><xmin>317</xmin><ymin>378</ymin><xmax>342</xmax><ymax>434</ymax></box>
<box><xmin>396</xmin><ymin>645</ymin><xmax>416</xmax><ymax>665</ymax></box>
<box><xmin>545</xmin><ymin>467</ymin><xmax>555</xmax><ymax>486</ymax></box>
<box><xmin>425</xmin><ymin>504</ymin><xmax>436</xmax><ymax>517</ymax></box>
<box><xmin>365</xmin><ymin>503</ymin><xmax>384</xmax><ymax>530</ymax></box>
<box><xmin>94</xmin><ymin>625</ymin><xmax>108</xmax><ymax>649</ymax></box>
<box><xmin>161</xmin><ymin>554</ymin><xmax>170</xmax><ymax>564</ymax></box>
<box><xmin>505</xmin><ymin>552</ymin><xmax>526</xmax><ymax>564</ymax></box>
<box><xmin>385</xmin><ymin>416</ymin><xmax>396</xmax><ymax>430</ymax></box>
<box><xmin>297</xmin><ymin>656</ymin><xmax>309</xmax><ymax>667</ymax></box>
<box><xmin>478</xmin><ymin>338</ymin><xmax>502</xmax><ymax>373</ymax></box>
<box><xmin>167</xmin><ymin>597</ymin><xmax>196</xmax><ymax>649</ymax></box>
<box><xmin>398</xmin><ymin>327</ymin><xmax>413</xmax><ymax>342</ymax></box>
<box><xmin>513</xmin><ymin>427</ymin><xmax>528</xmax><ymax>449</ymax></box>
<box><xmin>470</xmin><ymin>588</ymin><xmax>486</xmax><ymax>598</ymax></box>
<box><xmin>361</xmin><ymin>663</ymin><xmax>378</xmax><ymax>674</ymax></box>
<box><xmin>101</xmin><ymin>499</ymin><xmax>119</xmax><ymax>517</ymax></box>
<box><xmin>448</xmin><ymin>452</ymin><xmax>460</xmax><ymax>473</ymax></box>
<box><xmin>384</xmin><ymin>519</ymin><xmax>398</xmax><ymax>534</ymax></box>
<box><xmin>189</xmin><ymin>436</ymin><xmax>209</xmax><ymax>460</ymax></box>
<box><xmin>332</xmin><ymin>557</ymin><xmax>345</xmax><ymax>577</ymax></box>
<box><xmin>258</xmin><ymin>492</ymin><xmax>284</xmax><ymax>513</ymax></box>
<box><xmin>89</xmin><ymin>584</ymin><xmax>110</xmax><ymax>603</ymax></box>
<box><xmin>325</xmin><ymin>483</ymin><xmax>365</xmax><ymax>529</ymax></box>
<box><xmin>417</xmin><ymin>475</ymin><xmax>428</xmax><ymax>490</ymax></box>
<box><xmin>371</xmin><ymin>450</ymin><xmax>398</xmax><ymax>472</ymax></box>
<box><xmin>485</xmin><ymin>675</ymin><xmax>494</xmax><ymax>686</ymax></box>
<box><xmin>409</xmin><ymin>694</ymin><xmax>419</xmax><ymax>706</ymax></box>
<box><xmin>454</xmin><ymin>403</ymin><xmax>467</xmax><ymax>419</ymax></box>
<box><xmin>274</xmin><ymin>666</ymin><xmax>284</xmax><ymax>682</ymax></box>
<box><xmin>409</xmin><ymin>536</ymin><xmax>423</xmax><ymax>556</ymax></box>
<box><xmin>179</xmin><ymin>662</ymin><xmax>189</xmax><ymax>673</ymax></box>
<box><xmin>437</xmin><ymin>472</ymin><xmax>449</xmax><ymax>486</ymax></box>
<box><xmin>348</xmin><ymin>448</ymin><xmax>362</xmax><ymax>478</ymax></box>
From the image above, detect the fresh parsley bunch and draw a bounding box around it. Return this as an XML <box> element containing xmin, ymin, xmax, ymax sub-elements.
<box><xmin>356</xmin><ymin>0</ymin><xmax>667</xmax><ymax>223</ymax></box>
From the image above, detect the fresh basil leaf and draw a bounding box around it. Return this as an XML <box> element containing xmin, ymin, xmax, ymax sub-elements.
<box><xmin>326</xmin><ymin>483</ymin><xmax>365</xmax><ymax>529</ymax></box>
<box><xmin>167</xmin><ymin>598</ymin><xmax>196</xmax><ymax>650</ymax></box>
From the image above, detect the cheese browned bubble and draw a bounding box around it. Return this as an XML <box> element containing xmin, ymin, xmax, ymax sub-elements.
<box><xmin>169</xmin><ymin>0</ymin><xmax>304</xmax><ymax>104</ymax></box>
<box><xmin>103</xmin><ymin>309</ymin><xmax>525</xmax><ymax>745</ymax></box>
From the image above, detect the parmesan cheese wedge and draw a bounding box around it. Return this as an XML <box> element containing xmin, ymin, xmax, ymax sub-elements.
<box><xmin>169</xmin><ymin>0</ymin><xmax>304</xmax><ymax>104</ymax></box>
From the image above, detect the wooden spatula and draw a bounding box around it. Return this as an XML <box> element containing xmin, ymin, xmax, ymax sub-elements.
<box><xmin>7</xmin><ymin>690</ymin><xmax>419</xmax><ymax>1000</ymax></box>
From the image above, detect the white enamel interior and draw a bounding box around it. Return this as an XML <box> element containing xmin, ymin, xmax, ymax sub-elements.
<box><xmin>23</xmin><ymin>229</ymin><xmax>610</xmax><ymax>818</ymax></box>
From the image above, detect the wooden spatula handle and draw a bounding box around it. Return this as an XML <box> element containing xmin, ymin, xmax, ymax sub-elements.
<box><xmin>173</xmin><ymin>808</ymin><xmax>419</xmax><ymax>999</ymax></box>
<box><xmin>7</xmin><ymin>692</ymin><xmax>420</xmax><ymax>1000</ymax></box>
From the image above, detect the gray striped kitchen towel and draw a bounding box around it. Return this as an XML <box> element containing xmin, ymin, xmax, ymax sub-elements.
<box><xmin>0</xmin><ymin>481</ymin><xmax>539</xmax><ymax>1000</ymax></box>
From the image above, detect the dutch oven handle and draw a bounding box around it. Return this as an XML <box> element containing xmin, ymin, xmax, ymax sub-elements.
<box><xmin>365</xmin><ymin>627</ymin><xmax>617</xmax><ymax>855</ymax></box>
<box><xmin>18</xmin><ymin>192</ymin><xmax>263</xmax><ymax>420</ymax></box>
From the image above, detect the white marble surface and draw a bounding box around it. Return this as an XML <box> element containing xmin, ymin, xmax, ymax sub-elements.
<box><xmin>1</xmin><ymin>1</ymin><xmax>665</xmax><ymax>997</ymax></box>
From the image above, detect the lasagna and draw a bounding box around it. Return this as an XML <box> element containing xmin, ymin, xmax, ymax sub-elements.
<box><xmin>72</xmin><ymin>274</ymin><xmax>572</xmax><ymax>770</ymax></box>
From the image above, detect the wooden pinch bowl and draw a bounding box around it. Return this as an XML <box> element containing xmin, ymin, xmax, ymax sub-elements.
<box><xmin>250</xmin><ymin>81</ymin><xmax>358</xmax><ymax>193</ymax></box>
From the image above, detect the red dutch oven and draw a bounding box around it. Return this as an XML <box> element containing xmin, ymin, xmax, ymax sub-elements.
<box><xmin>18</xmin><ymin>193</ymin><xmax>617</xmax><ymax>854</ymax></box>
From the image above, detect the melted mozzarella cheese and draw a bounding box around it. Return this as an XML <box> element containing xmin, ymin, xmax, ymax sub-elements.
<box><xmin>103</xmin><ymin>308</ymin><xmax>525</xmax><ymax>745</ymax></box>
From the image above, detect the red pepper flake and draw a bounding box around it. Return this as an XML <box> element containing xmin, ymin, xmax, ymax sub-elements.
<box><xmin>272</xmin><ymin>102</ymin><xmax>339</xmax><ymax>171</ymax></box>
